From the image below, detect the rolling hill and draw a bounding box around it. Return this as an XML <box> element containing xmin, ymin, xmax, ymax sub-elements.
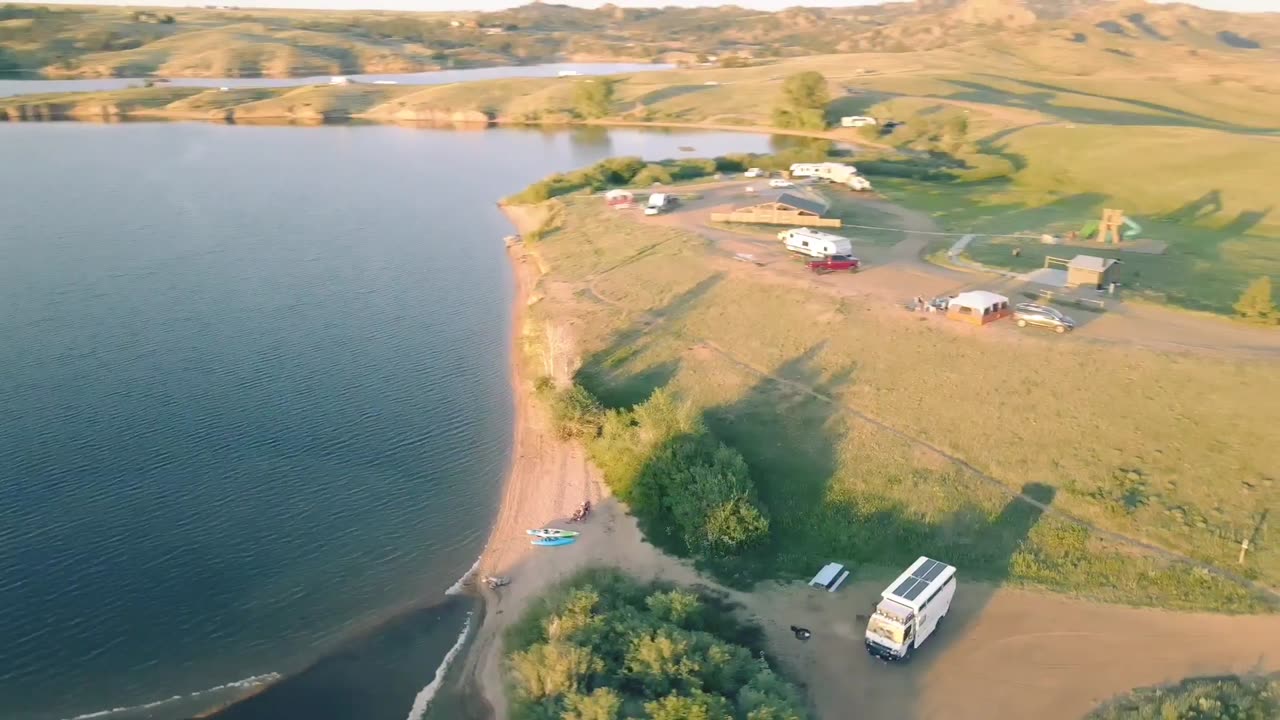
<box><xmin>1</xmin><ymin>0</ymin><xmax>1278</xmax><ymax>79</ymax></box>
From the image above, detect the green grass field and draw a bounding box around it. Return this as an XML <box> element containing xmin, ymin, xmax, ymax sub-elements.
<box><xmin>521</xmin><ymin>197</ymin><xmax>1278</xmax><ymax>611</ymax></box>
<box><xmin>1087</xmin><ymin>673</ymin><xmax>1279</xmax><ymax>719</ymax></box>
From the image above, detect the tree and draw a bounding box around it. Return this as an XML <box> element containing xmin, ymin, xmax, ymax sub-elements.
<box><xmin>509</xmin><ymin>641</ymin><xmax>603</xmax><ymax>700</ymax></box>
<box><xmin>644</xmin><ymin>691</ymin><xmax>733</xmax><ymax>720</ymax></box>
<box><xmin>772</xmin><ymin>71</ymin><xmax>830</xmax><ymax>131</ymax></box>
<box><xmin>782</xmin><ymin>70</ymin><xmax>829</xmax><ymax>110</ymax></box>
<box><xmin>574</xmin><ymin>78</ymin><xmax>616</xmax><ymax>119</ymax></box>
<box><xmin>1234</xmin><ymin>276</ymin><xmax>1276</xmax><ymax>324</ymax></box>
<box><xmin>552</xmin><ymin>384</ymin><xmax>604</xmax><ymax>441</ymax></box>
<box><xmin>563</xmin><ymin>687</ymin><xmax>622</xmax><ymax>720</ymax></box>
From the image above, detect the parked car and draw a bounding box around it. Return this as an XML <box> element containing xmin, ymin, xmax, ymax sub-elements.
<box><xmin>744</xmin><ymin>167</ymin><xmax>765</xmax><ymax>178</ymax></box>
<box><xmin>1013</xmin><ymin>302</ymin><xmax>1075</xmax><ymax>333</ymax></box>
<box><xmin>768</xmin><ymin>178</ymin><xmax>794</xmax><ymax>188</ymax></box>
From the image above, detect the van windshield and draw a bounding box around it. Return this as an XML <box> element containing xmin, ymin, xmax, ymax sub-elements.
<box><xmin>867</xmin><ymin>614</ymin><xmax>906</xmax><ymax>645</ymax></box>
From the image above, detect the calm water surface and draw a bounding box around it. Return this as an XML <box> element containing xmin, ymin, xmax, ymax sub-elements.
<box><xmin>0</xmin><ymin>62</ymin><xmax>671</xmax><ymax>97</ymax></box>
<box><xmin>0</xmin><ymin>122</ymin><xmax>770</xmax><ymax>720</ymax></box>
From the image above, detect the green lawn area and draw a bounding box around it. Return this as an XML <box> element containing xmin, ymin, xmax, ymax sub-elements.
<box><xmin>526</xmin><ymin>197</ymin><xmax>1279</xmax><ymax>611</ymax></box>
<box><xmin>866</xmin><ymin>123</ymin><xmax>1280</xmax><ymax>316</ymax></box>
<box><xmin>1087</xmin><ymin>673</ymin><xmax>1279</xmax><ymax>719</ymax></box>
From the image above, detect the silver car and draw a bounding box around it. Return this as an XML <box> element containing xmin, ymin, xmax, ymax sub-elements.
<box><xmin>1013</xmin><ymin>303</ymin><xmax>1075</xmax><ymax>333</ymax></box>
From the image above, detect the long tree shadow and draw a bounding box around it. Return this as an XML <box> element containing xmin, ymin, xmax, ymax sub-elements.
<box><xmin>576</xmin><ymin>273</ymin><xmax>724</xmax><ymax>409</ymax></box>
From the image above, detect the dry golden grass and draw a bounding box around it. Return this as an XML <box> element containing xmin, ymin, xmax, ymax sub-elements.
<box><xmin>527</xmin><ymin>197</ymin><xmax>1278</xmax><ymax>610</ymax></box>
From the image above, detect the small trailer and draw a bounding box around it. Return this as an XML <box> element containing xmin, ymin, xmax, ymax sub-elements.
<box><xmin>778</xmin><ymin>227</ymin><xmax>853</xmax><ymax>258</ymax></box>
<box><xmin>807</xmin><ymin>255</ymin><xmax>860</xmax><ymax>274</ymax></box>
<box><xmin>865</xmin><ymin>556</ymin><xmax>956</xmax><ymax>662</ymax></box>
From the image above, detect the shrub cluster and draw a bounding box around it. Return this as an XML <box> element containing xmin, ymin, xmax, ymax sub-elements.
<box><xmin>506</xmin><ymin>568</ymin><xmax>808</xmax><ymax>720</ymax></box>
<box><xmin>551</xmin><ymin>386</ymin><xmax>770</xmax><ymax>558</ymax></box>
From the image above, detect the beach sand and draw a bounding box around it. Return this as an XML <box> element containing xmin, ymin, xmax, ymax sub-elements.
<box><xmin>451</xmin><ymin>206</ymin><xmax>1280</xmax><ymax>720</ymax></box>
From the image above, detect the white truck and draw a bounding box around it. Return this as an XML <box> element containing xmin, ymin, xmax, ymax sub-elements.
<box><xmin>644</xmin><ymin>193</ymin><xmax>673</xmax><ymax>216</ymax></box>
<box><xmin>865</xmin><ymin>556</ymin><xmax>956</xmax><ymax>662</ymax></box>
<box><xmin>778</xmin><ymin>227</ymin><xmax>852</xmax><ymax>258</ymax></box>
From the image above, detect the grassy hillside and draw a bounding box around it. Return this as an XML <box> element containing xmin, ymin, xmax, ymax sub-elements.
<box><xmin>2</xmin><ymin>0</ymin><xmax>1279</xmax><ymax>79</ymax></box>
<box><xmin>518</xmin><ymin>195</ymin><xmax>1278</xmax><ymax>611</ymax></box>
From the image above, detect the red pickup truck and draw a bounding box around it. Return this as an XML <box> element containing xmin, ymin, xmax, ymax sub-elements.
<box><xmin>806</xmin><ymin>255</ymin><xmax>860</xmax><ymax>274</ymax></box>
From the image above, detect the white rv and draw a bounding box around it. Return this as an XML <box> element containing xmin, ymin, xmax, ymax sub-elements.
<box><xmin>788</xmin><ymin>162</ymin><xmax>857</xmax><ymax>183</ymax></box>
<box><xmin>778</xmin><ymin>228</ymin><xmax>852</xmax><ymax>258</ymax></box>
<box><xmin>865</xmin><ymin>556</ymin><xmax>956</xmax><ymax>662</ymax></box>
<box><xmin>644</xmin><ymin>193</ymin><xmax>672</xmax><ymax>216</ymax></box>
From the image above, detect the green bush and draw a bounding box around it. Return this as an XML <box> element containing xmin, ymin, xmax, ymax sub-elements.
<box><xmin>552</xmin><ymin>384</ymin><xmax>605</xmax><ymax>441</ymax></box>
<box><xmin>631</xmin><ymin>433</ymin><xmax>769</xmax><ymax>555</ymax></box>
<box><xmin>588</xmin><ymin>388</ymin><xmax>769</xmax><ymax>559</ymax></box>
<box><xmin>506</xmin><ymin>569</ymin><xmax>807</xmax><ymax>720</ymax></box>
<box><xmin>632</xmin><ymin>164</ymin><xmax>674</xmax><ymax>187</ymax></box>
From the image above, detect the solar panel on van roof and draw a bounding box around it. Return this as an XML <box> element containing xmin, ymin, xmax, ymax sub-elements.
<box><xmin>889</xmin><ymin>558</ymin><xmax>952</xmax><ymax>603</ymax></box>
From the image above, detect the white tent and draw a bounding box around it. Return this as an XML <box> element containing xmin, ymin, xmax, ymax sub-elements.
<box><xmin>604</xmin><ymin>188</ymin><xmax>634</xmax><ymax>208</ymax></box>
<box><xmin>947</xmin><ymin>290</ymin><xmax>1010</xmax><ymax>325</ymax></box>
<box><xmin>949</xmin><ymin>290</ymin><xmax>1008</xmax><ymax>312</ymax></box>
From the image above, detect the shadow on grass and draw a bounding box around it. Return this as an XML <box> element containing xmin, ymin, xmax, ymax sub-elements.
<box><xmin>636</xmin><ymin>84</ymin><xmax>716</xmax><ymax>106</ymax></box>
<box><xmin>692</xmin><ymin>343</ymin><xmax>1056</xmax><ymax>591</ymax></box>
<box><xmin>577</xmin><ymin>272</ymin><xmax>724</xmax><ymax>408</ymax></box>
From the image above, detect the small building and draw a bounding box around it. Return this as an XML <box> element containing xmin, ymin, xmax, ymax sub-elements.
<box><xmin>604</xmin><ymin>188</ymin><xmax>634</xmax><ymax>209</ymax></box>
<box><xmin>710</xmin><ymin>192</ymin><xmax>840</xmax><ymax>228</ymax></box>
<box><xmin>946</xmin><ymin>290</ymin><xmax>1011</xmax><ymax>326</ymax></box>
<box><xmin>1066</xmin><ymin>254</ymin><xmax>1119</xmax><ymax>289</ymax></box>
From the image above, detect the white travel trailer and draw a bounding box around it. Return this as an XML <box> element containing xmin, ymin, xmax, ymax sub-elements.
<box><xmin>788</xmin><ymin>162</ymin><xmax>857</xmax><ymax>183</ymax></box>
<box><xmin>865</xmin><ymin>556</ymin><xmax>957</xmax><ymax>661</ymax></box>
<box><xmin>778</xmin><ymin>228</ymin><xmax>852</xmax><ymax>258</ymax></box>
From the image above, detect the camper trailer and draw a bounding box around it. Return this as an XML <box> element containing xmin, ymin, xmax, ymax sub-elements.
<box><xmin>789</xmin><ymin>162</ymin><xmax>857</xmax><ymax>183</ymax></box>
<box><xmin>865</xmin><ymin>557</ymin><xmax>957</xmax><ymax>662</ymax></box>
<box><xmin>778</xmin><ymin>228</ymin><xmax>852</xmax><ymax>258</ymax></box>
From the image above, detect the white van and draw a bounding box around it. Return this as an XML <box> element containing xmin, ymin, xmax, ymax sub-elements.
<box><xmin>778</xmin><ymin>228</ymin><xmax>852</xmax><ymax>258</ymax></box>
<box><xmin>644</xmin><ymin>193</ymin><xmax>672</xmax><ymax>216</ymax></box>
<box><xmin>865</xmin><ymin>557</ymin><xmax>956</xmax><ymax>661</ymax></box>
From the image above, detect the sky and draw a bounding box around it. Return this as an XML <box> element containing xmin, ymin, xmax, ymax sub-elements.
<box><xmin>30</xmin><ymin>0</ymin><xmax>1279</xmax><ymax>12</ymax></box>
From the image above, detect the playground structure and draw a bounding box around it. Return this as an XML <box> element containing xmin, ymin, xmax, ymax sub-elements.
<box><xmin>1079</xmin><ymin>208</ymin><xmax>1142</xmax><ymax>244</ymax></box>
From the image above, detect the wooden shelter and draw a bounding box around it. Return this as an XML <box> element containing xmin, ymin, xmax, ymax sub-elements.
<box><xmin>710</xmin><ymin>192</ymin><xmax>840</xmax><ymax>228</ymax></box>
<box><xmin>946</xmin><ymin>290</ymin><xmax>1011</xmax><ymax>326</ymax></box>
<box><xmin>1046</xmin><ymin>254</ymin><xmax>1120</xmax><ymax>289</ymax></box>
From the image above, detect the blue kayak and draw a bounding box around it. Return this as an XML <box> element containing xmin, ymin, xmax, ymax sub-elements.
<box><xmin>531</xmin><ymin>536</ymin><xmax>578</xmax><ymax>547</ymax></box>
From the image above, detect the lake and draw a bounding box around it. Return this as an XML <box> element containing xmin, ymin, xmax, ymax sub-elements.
<box><xmin>0</xmin><ymin>121</ymin><xmax>769</xmax><ymax>720</ymax></box>
<box><xmin>0</xmin><ymin>62</ymin><xmax>671</xmax><ymax>98</ymax></box>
